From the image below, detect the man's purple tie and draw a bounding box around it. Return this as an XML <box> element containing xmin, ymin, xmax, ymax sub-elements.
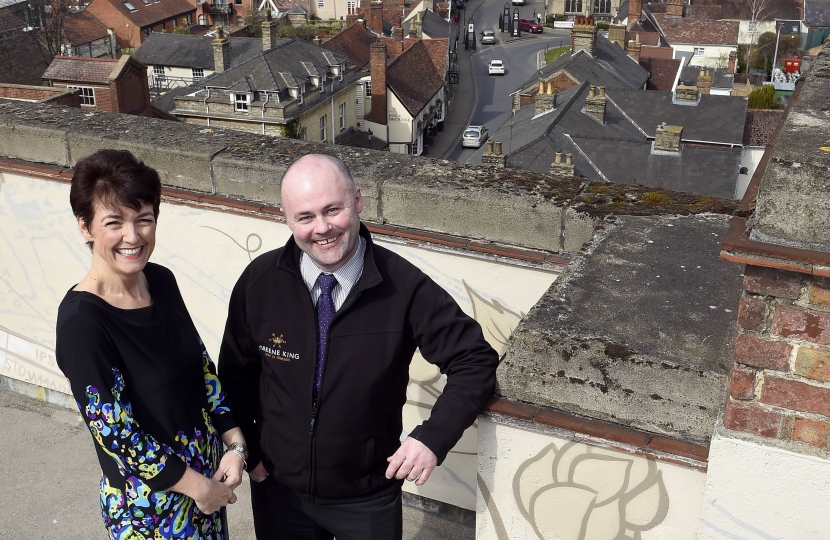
<box><xmin>313</xmin><ymin>273</ymin><xmax>337</xmax><ymax>404</ymax></box>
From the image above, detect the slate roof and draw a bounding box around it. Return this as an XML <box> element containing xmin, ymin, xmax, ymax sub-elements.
<box><xmin>62</xmin><ymin>10</ymin><xmax>109</xmax><ymax>46</ymax></box>
<box><xmin>195</xmin><ymin>38</ymin><xmax>350</xmax><ymax>93</ymax></box>
<box><xmin>482</xmin><ymin>80</ymin><xmax>746</xmax><ymax>198</ymax></box>
<box><xmin>514</xmin><ymin>35</ymin><xmax>649</xmax><ymax>97</ymax></box>
<box><xmin>0</xmin><ymin>0</ymin><xmax>26</xmax><ymax>8</ymax></box>
<box><xmin>652</xmin><ymin>14</ymin><xmax>739</xmax><ymax>45</ymax></box>
<box><xmin>743</xmin><ymin>109</ymin><xmax>784</xmax><ymax>146</ymax></box>
<box><xmin>805</xmin><ymin>0</ymin><xmax>830</xmax><ymax>27</ymax></box>
<box><xmin>87</xmin><ymin>0</ymin><xmax>195</xmax><ymax>29</ymax></box>
<box><xmin>322</xmin><ymin>21</ymin><xmax>376</xmax><ymax>69</ymax></box>
<box><xmin>42</xmin><ymin>56</ymin><xmax>118</xmax><ymax>84</ymax></box>
<box><xmin>133</xmin><ymin>33</ymin><xmax>263</xmax><ymax>70</ymax></box>
<box><xmin>386</xmin><ymin>40</ymin><xmax>444</xmax><ymax>116</ymax></box>
<box><xmin>680</xmin><ymin>64</ymin><xmax>734</xmax><ymax>91</ymax></box>
<box><xmin>641</xmin><ymin>57</ymin><xmax>681</xmax><ymax>91</ymax></box>
<box><xmin>420</xmin><ymin>8</ymin><xmax>455</xmax><ymax>39</ymax></box>
<box><xmin>0</xmin><ymin>33</ymin><xmax>51</xmax><ymax>85</ymax></box>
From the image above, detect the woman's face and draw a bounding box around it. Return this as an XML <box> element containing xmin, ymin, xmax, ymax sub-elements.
<box><xmin>78</xmin><ymin>200</ymin><xmax>156</xmax><ymax>279</ymax></box>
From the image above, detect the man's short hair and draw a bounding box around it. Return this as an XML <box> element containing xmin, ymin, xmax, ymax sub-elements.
<box><xmin>280</xmin><ymin>154</ymin><xmax>356</xmax><ymax>193</ymax></box>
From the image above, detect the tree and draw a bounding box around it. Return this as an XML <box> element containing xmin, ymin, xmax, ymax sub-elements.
<box><xmin>37</xmin><ymin>0</ymin><xmax>70</xmax><ymax>57</ymax></box>
<box><xmin>751</xmin><ymin>31</ymin><xmax>800</xmax><ymax>72</ymax></box>
<box><xmin>172</xmin><ymin>17</ymin><xmax>191</xmax><ymax>34</ymax></box>
<box><xmin>747</xmin><ymin>84</ymin><xmax>777</xmax><ymax>109</ymax></box>
<box><xmin>746</xmin><ymin>0</ymin><xmax>774</xmax><ymax>26</ymax></box>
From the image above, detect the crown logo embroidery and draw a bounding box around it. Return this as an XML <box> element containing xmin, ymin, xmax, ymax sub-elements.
<box><xmin>270</xmin><ymin>333</ymin><xmax>286</xmax><ymax>348</ymax></box>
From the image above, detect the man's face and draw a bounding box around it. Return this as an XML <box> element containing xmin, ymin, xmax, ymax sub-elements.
<box><xmin>281</xmin><ymin>159</ymin><xmax>363</xmax><ymax>273</ymax></box>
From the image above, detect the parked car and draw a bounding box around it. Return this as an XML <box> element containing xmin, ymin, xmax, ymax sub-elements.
<box><xmin>511</xmin><ymin>0</ymin><xmax>525</xmax><ymax>4</ymax></box>
<box><xmin>454</xmin><ymin>0</ymin><xmax>463</xmax><ymax>9</ymax></box>
<box><xmin>519</xmin><ymin>18</ymin><xmax>543</xmax><ymax>33</ymax></box>
<box><xmin>488</xmin><ymin>59</ymin><xmax>505</xmax><ymax>75</ymax></box>
<box><xmin>481</xmin><ymin>29</ymin><xmax>496</xmax><ymax>44</ymax></box>
<box><xmin>462</xmin><ymin>125</ymin><xmax>489</xmax><ymax>148</ymax></box>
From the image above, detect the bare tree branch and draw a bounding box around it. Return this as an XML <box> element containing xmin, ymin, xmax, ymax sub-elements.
<box><xmin>746</xmin><ymin>0</ymin><xmax>774</xmax><ymax>23</ymax></box>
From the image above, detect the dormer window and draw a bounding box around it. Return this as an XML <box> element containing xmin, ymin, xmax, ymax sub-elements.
<box><xmin>234</xmin><ymin>93</ymin><xmax>250</xmax><ymax>111</ymax></box>
<box><xmin>123</xmin><ymin>1</ymin><xmax>137</xmax><ymax>11</ymax></box>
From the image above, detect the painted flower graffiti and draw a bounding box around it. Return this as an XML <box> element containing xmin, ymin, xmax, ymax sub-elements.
<box><xmin>513</xmin><ymin>442</ymin><xmax>669</xmax><ymax>540</ymax></box>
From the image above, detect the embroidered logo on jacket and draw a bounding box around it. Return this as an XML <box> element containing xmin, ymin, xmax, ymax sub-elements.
<box><xmin>259</xmin><ymin>334</ymin><xmax>299</xmax><ymax>362</ymax></box>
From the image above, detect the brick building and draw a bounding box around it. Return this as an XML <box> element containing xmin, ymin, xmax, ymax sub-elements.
<box><xmin>85</xmin><ymin>0</ymin><xmax>197</xmax><ymax>50</ymax></box>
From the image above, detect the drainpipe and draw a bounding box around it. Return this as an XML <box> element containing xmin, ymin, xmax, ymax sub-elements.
<box><xmin>330</xmin><ymin>81</ymin><xmax>335</xmax><ymax>144</ymax></box>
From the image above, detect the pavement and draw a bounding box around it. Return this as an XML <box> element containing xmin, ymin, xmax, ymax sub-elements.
<box><xmin>0</xmin><ymin>388</ymin><xmax>475</xmax><ymax>539</ymax></box>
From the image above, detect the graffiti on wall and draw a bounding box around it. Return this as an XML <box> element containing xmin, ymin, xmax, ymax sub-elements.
<box><xmin>0</xmin><ymin>171</ymin><xmax>559</xmax><ymax>511</ymax></box>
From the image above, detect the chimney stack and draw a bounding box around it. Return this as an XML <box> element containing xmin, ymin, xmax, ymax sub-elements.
<box><xmin>675</xmin><ymin>83</ymin><xmax>698</xmax><ymax>101</ymax></box>
<box><xmin>212</xmin><ymin>26</ymin><xmax>230</xmax><ymax>73</ymax></box>
<box><xmin>550</xmin><ymin>151</ymin><xmax>575</xmax><ymax>177</ymax></box>
<box><xmin>370</xmin><ymin>1</ymin><xmax>383</xmax><ymax>35</ymax></box>
<box><xmin>697</xmin><ymin>69</ymin><xmax>712</xmax><ymax>95</ymax></box>
<box><xmin>608</xmin><ymin>24</ymin><xmax>625</xmax><ymax>48</ymax></box>
<box><xmin>570</xmin><ymin>16</ymin><xmax>597</xmax><ymax>56</ymax></box>
<box><xmin>583</xmin><ymin>84</ymin><xmax>607</xmax><ymax>123</ymax></box>
<box><xmin>410</xmin><ymin>10</ymin><xmax>422</xmax><ymax>38</ymax></box>
<box><xmin>369</xmin><ymin>41</ymin><xmax>387</xmax><ymax>125</ymax></box>
<box><xmin>346</xmin><ymin>14</ymin><xmax>360</xmax><ymax>27</ymax></box>
<box><xmin>262</xmin><ymin>10</ymin><xmax>277</xmax><ymax>51</ymax></box>
<box><xmin>534</xmin><ymin>81</ymin><xmax>556</xmax><ymax>115</ymax></box>
<box><xmin>627</xmin><ymin>33</ymin><xmax>641</xmax><ymax>62</ymax></box>
<box><xmin>728</xmin><ymin>51</ymin><xmax>737</xmax><ymax>74</ymax></box>
<box><xmin>481</xmin><ymin>140</ymin><xmax>506</xmax><ymax>167</ymax></box>
<box><xmin>628</xmin><ymin>0</ymin><xmax>642</xmax><ymax>23</ymax></box>
<box><xmin>654</xmin><ymin>123</ymin><xmax>683</xmax><ymax>152</ymax></box>
<box><xmin>665</xmin><ymin>0</ymin><xmax>683</xmax><ymax>17</ymax></box>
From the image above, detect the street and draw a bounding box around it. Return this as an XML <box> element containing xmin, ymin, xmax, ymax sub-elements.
<box><xmin>432</xmin><ymin>0</ymin><xmax>571</xmax><ymax>162</ymax></box>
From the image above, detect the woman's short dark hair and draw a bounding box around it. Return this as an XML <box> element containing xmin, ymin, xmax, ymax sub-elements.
<box><xmin>70</xmin><ymin>149</ymin><xmax>162</xmax><ymax>227</ymax></box>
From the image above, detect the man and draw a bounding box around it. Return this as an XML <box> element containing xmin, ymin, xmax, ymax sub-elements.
<box><xmin>218</xmin><ymin>154</ymin><xmax>498</xmax><ymax>539</ymax></box>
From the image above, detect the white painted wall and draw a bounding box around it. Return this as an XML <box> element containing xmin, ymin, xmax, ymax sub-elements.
<box><xmin>477</xmin><ymin>419</ymin><xmax>707</xmax><ymax>540</ymax></box>
<box><xmin>737</xmin><ymin>20</ymin><xmax>775</xmax><ymax>46</ymax></box>
<box><xmin>699</xmin><ymin>433</ymin><xmax>830</xmax><ymax>539</ymax></box>
<box><xmin>673</xmin><ymin>44</ymin><xmax>737</xmax><ymax>69</ymax></box>
<box><xmin>737</xmin><ymin>146</ymin><xmax>764</xmax><ymax>199</ymax></box>
<box><xmin>0</xmin><ymin>169</ymin><xmax>558</xmax><ymax>512</ymax></box>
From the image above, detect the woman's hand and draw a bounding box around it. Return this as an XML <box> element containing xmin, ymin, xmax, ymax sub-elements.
<box><xmin>212</xmin><ymin>450</ymin><xmax>245</xmax><ymax>490</ymax></box>
<box><xmin>248</xmin><ymin>461</ymin><xmax>269</xmax><ymax>483</ymax></box>
<box><xmin>193</xmin><ymin>475</ymin><xmax>238</xmax><ymax>514</ymax></box>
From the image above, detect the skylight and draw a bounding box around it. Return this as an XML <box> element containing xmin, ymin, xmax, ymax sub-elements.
<box><xmin>123</xmin><ymin>1</ymin><xmax>137</xmax><ymax>10</ymax></box>
<box><xmin>140</xmin><ymin>0</ymin><xmax>150</xmax><ymax>5</ymax></box>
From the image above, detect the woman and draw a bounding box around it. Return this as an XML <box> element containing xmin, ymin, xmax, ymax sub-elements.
<box><xmin>55</xmin><ymin>149</ymin><xmax>247</xmax><ymax>539</ymax></box>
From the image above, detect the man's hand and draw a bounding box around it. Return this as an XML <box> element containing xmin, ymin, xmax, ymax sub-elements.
<box><xmin>248</xmin><ymin>461</ymin><xmax>269</xmax><ymax>483</ymax></box>
<box><xmin>385</xmin><ymin>437</ymin><xmax>437</xmax><ymax>487</ymax></box>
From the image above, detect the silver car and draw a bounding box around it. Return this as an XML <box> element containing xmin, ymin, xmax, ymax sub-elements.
<box><xmin>481</xmin><ymin>29</ymin><xmax>496</xmax><ymax>44</ymax></box>
<box><xmin>462</xmin><ymin>125</ymin><xmax>489</xmax><ymax>148</ymax></box>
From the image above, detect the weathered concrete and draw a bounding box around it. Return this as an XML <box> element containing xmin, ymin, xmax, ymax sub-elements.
<box><xmin>751</xmin><ymin>43</ymin><xmax>830</xmax><ymax>252</ymax></box>
<box><xmin>0</xmin><ymin>123</ymin><xmax>69</xmax><ymax>165</ymax></box>
<box><xmin>498</xmin><ymin>214</ymin><xmax>744</xmax><ymax>444</ymax></box>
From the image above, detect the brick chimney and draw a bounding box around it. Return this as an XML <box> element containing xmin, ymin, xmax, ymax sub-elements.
<box><xmin>728</xmin><ymin>51</ymin><xmax>737</xmax><ymax>74</ymax></box>
<box><xmin>369</xmin><ymin>41</ymin><xmax>387</xmax><ymax>125</ymax></box>
<box><xmin>212</xmin><ymin>26</ymin><xmax>230</xmax><ymax>73</ymax></box>
<box><xmin>583</xmin><ymin>85</ymin><xmax>607</xmax><ymax>123</ymax></box>
<box><xmin>534</xmin><ymin>81</ymin><xmax>556</xmax><ymax>115</ymax></box>
<box><xmin>628</xmin><ymin>0</ymin><xmax>642</xmax><ymax>22</ymax></box>
<box><xmin>409</xmin><ymin>10</ymin><xmax>422</xmax><ymax>38</ymax></box>
<box><xmin>262</xmin><ymin>10</ymin><xmax>277</xmax><ymax>51</ymax></box>
<box><xmin>675</xmin><ymin>83</ymin><xmax>698</xmax><ymax>101</ymax></box>
<box><xmin>481</xmin><ymin>140</ymin><xmax>506</xmax><ymax>168</ymax></box>
<box><xmin>370</xmin><ymin>1</ymin><xmax>383</xmax><ymax>35</ymax></box>
<box><xmin>627</xmin><ymin>33</ymin><xmax>641</xmax><ymax>62</ymax></box>
<box><xmin>665</xmin><ymin>0</ymin><xmax>683</xmax><ymax>16</ymax></box>
<box><xmin>570</xmin><ymin>16</ymin><xmax>597</xmax><ymax>56</ymax></box>
<box><xmin>550</xmin><ymin>151</ymin><xmax>575</xmax><ymax>177</ymax></box>
<box><xmin>654</xmin><ymin>123</ymin><xmax>683</xmax><ymax>152</ymax></box>
<box><xmin>697</xmin><ymin>69</ymin><xmax>712</xmax><ymax>95</ymax></box>
<box><xmin>346</xmin><ymin>14</ymin><xmax>360</xmax><ymax>26</ymax></box>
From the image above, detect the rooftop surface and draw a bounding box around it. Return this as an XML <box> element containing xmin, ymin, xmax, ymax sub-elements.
<box><xmin>42</xmin><ymin>56</ymin><xmax>118</xmax><ymax>84</ymax></box>
<box><xmin>652</xmin><ymin>13</ymin><xmax>739</xmax><ymax>46</ymax></box>
<box><xmin>133</xmin><ymin>33</ymin><xmax>264</xmax><ymax>70</ymax></box>
<box><xmin>498</xmin><ymin>213</ymin><xmax>744</xmax><ymax>444</ymax></box>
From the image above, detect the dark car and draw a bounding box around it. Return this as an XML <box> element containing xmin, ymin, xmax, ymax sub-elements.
<box><xmin>519</xmin><ymin>18</ymin><xmax>543</xmax><ymax>33</ymax></box>
<box><xmin>454</xmin><ymin>0</ymin><xmax>464</xmax><ymax>9</ymax></box>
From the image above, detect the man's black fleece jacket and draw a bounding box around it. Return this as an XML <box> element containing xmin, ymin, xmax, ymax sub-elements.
<box><xmin>218</xmin><ymin>225</ymin><xmax>499</xmax><ymax>503</ymax></box>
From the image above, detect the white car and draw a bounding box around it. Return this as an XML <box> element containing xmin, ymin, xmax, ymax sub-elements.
<box><xmin>512</xmin><ymin>0</ymin><xmax>525</xmax><ymax>4</ymax></box>
<box><xmin>462</xmin><ymin>125</ymin><xmax>489</xmax><ymax>148</ymax></box>
<box><xmin>488</xmin><ymin>60</ymin><xmax>505</xmax><ymax>76</ymax></box>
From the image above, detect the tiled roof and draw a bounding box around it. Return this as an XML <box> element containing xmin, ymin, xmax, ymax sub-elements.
<box><xmin>421</xmin><ymin>38</ymin><xmax>448</xmax><ymax>74</ymax></box>
<box><xmin>743</xmin><ymin>109</ymin><xmax>785</xmax><ymax>146</ymax></box>
<box><xmin>0</xmin><ymin>33</ymin><xmax>51</xmax><ymax>85</ymax></box>
<box><xmin>42</xmin><ymin>56</ymin><xmax>118</xmax><ymax>84</ymax></box>
<box><xmin>684</xmin><ymin>5</ymin><xmax>722</xmax><ymax>19</ymax></box>
<box><xmin>386</xmin><ymin>40</ymin><xmax>444</xmax><ymax>116</ymax></box>
<box><xmin>133</xmin><ymin>33</ymin><xmax>263</xmax><ymax>70</ymax></box>
<box><xmin>62</xmin><ymin>10</ymin><xmax>109</xmax><ymax>46</ymax></box>
<box><xmin>88</xmin><ymin>0</ymin><xmax>195</xmax><ymax>29</ymax></box>
<box><xmin>641</xmin><ymin>57</ymin><xmax>681</xmax><ymax>91</ymax></box>
<box><xmin>652</xmin><ymin>14</ymin><xmax>739</xmax><ymax>45</ymax></box>
<box><xmin>627</xmin><ymin>30</ymin><xmax>662</xmax><ymax>46</ymax></box>
<box><xmin>805</xmin><ymin>0</ymin><xmax>830</xmax><ymax>27</ymax></box>
<box><xmin>323</xmin><ymin>22</ymin><xmax>376</xmax><ymax>69</ymax></box>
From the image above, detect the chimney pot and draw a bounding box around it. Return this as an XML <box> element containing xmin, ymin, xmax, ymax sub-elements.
<box><xmin>566</xmin><ymin>153</ymin><xmax>573</xmax><ymax>165</ymax></box>
<box><xmin>539</xmin><ymin>80</ymin><xmax>545</xmax><ymax>93</ymax></box>
<box><xmin>486</xmin><ymin>139</ymin><xmax>494</xmax><ymax>155</ymax></box>
<box><xmin>589</xmin><ymin>85</ymin><xmax>596</xmax><ymax>98</ymax></box>
<box><xmin>599</xmin><ymin>85</ymin><xmax>605</xmax><ymax>97</ymax></box>
<box><xmin>494</xmin><ymin>140</ymin><xmax>502</xmax><ymax>155</ymax></box>
<box><xmin>555</xmin><ymin>151</ymin><xmax>562</xmax><ymax>164</ymax></box>
<box><xmin>546</xmin><ymin>82</ymin><xmax>553</xmax><ymax>95</ymax></box>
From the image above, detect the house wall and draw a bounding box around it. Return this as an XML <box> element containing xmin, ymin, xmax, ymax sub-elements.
<box><xmin>312</xmin><ymin>0</ymin><xmax>353</xmax><ymax>22</ymax></box>
<box><xmin>476</xmin><ymin>418</ymin><xmax>707</xmax><ymax>540</ymax></box>
<box><xmin>297</xmin><ymin>82</ymin><xmax>358</xmax><ymax>143</ymax></box>
<box><xmin>66</xmin><ymin>36</ymin><xmax>116</xmax><ymax>59</ymax></box>
<box><xmin>549</xmin><ymin>0</ymin><xmax>623</xmax><ymax>18</ymax></box>
<box><xmin>737</xmin><ymin>146</ymin><xmax>764</xmax><ymax>199</ymax></box>
<box><xmin>147</xmin><ymin>65</ymin><xmax>214</xmax><ymax>90</ymax></box>
<box><xmin>736</xmin><ymin>20</ymin><xmax>775</xmax><ymax>46</ymax></box>
<box><xmin>673</xmin><ymin>44</ymin><xmax>737</xmax><ymax>69</ymax></box>
<box><xmin>85</xmin><ymin>0</ymin><xmax>142</xmax><ymax>49</ymax></box>
<box><xmin>0</xmin><ymin>167</ymin><xmax>559</xmax><ymax>512</ymax></box>
<box><xmin>50</xmin><ymin>81</ymin><xmax>113</xmax><ymax>112</ymax></box>
<box><xmin>386</xmin><ymin>88</ymin><xmax>444</xmax><ymax>156</ymax></box>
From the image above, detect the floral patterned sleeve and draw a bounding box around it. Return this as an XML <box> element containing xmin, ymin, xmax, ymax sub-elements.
<box><xmin>56</xmin><ymin>312</ymin><xmax>187</xmax><ymax>491</ymax></box>
<box><xmin>198</xmin><ymin>336</ymin><xmax>238</xmax><ymax>435</ymax></box>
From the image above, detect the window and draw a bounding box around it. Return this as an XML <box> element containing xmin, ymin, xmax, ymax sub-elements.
<box><xmin>140</xmin><ymin>0</ymin><xmax>149</xmax><ymax>4</ymax></box>
<box><xmin>364</xmin><ymin>80</ymin><xmax>372</xmax><ymax>95</ymax></box>
<box><xmin>320</xmin><ymin>114</ymin><xmax>327</xmax><ymax>142</ymax></box>
<box><xmin>411</xmin><ymin>133</ymin><xmax>423</xmax><ymax>155</ymax></box>
<box><xmin>192</xmin><ymin>67</ymin><xmax>204</xmax><ymax>82</ymax></box>
<box><xmin>153</xmin><ymin>65</ymin><xmax>166</xmax><ymax>83</ymax></box>
<box><xmin>565</xmin><ymin>0</ymin><xmax>582</xmax><ymax>12</ymax></box>
<box><xmin>144</xmin><ymin>27</ymin><xmax>152</xmax><ymax>37</ymax></box>
<box><xmin>347</xmin><ymin>0</ymin><xmax>356</xmax><ymax>14</ymax></box>
<box><xmin>235</xmin><ymin>0</ymin><xmax>242</xmax><ymax>4</ymax></box>
<box><xmin>236</xmin><ymin>16</ymin><xmax>244</xmax><ymax>26</ymax></box>
<box><xmin>123</xmin><ymin>1</ymin><xmax>137</xmax><ymax>11</ymax></box>
<box><xmin>593</xmin><ymin>0</ymin><xmax>609</xmax><ymax>13</ymax></box>
<box><xmin>235</xmin><ymin>93</ymin><xmax>249</xmax><ymax>111</ymax></box>
<box><xmin>339</xmin><ymin>102</ymin><xmax>345</xmax><ymax>131</ymax></box>
<box><xmin>748</xmin><ymin>21</ymin><xmax>758</xmax><ymax>34</ymax></box>
<box><xmin>198</xmin><ymin>14</ymin><xmax>207</xmax><ymax>24</ymax></box>
<box><xmin>68</xmin><ymin>86</ymin><xmax>95</xmax><ymax>106</ymax></box>
<box><xmin>317</xmin><ymin>0</ymin><xmax>324</xmax><ymax>8</ymax></box>
<box><xmin>693</xmin><ymin>47</ymin><xmax>705</xmax><ymax>56</ymax></box>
